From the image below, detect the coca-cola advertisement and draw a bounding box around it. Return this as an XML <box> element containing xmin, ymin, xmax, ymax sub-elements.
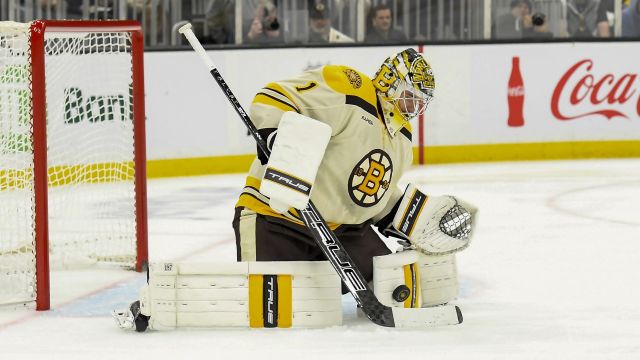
<box><xmin>507</xmin><ymin>56</ymin><xmax>525</xmax><ymax>127</ymax></box>
<box><xmin>551</xmin><ymin>59</ymin><xmax>639</xmax><ymax>122</ymax></box>
<box><xmin>470</xmin><ymin>43</ymin><xmax>640</xmax><ymax>144</ymax></box>
<box><xmin>140</xmin><ymin>44</ymin><xmax>639</xmax><ymax>159</ymax></box>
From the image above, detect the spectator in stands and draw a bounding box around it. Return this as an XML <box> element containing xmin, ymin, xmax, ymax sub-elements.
<box><xmin>39</xmin><ymin>0</ymin><xmax>58</xmax><ymax>10</ymax></box>
<box><xmin>494</xmin><ymin>0</ymin><xmax>531</xmax><ymax>39</ymax></box>
<box><xmin>519</xmin><ymin>0</ymin><xmax>534</xmax><ymax>36</ymax></box>
<box><xmin>307</xmin><ymin>0</ymin><xmax>354</xmax><ymax>43</ymax></box>
<box><xmin>622</xmin><ymin>0</ymin><xmax>640</xmax><ymax>37</ymax></box>
<box><xmin>522</xmin><ymin>12</ymin><xmax>554</xmax><ymax>39</ymax></box>
<box><xmin>204</xmin><ymin>0</ymin><xmax>235</xmax><ymax>44</ymax></box>
<box><xmin>245</xmin><ymin>1</ymin><xmax>283</xmax><ymax>44</ymax></box>
<box><xmin>308</xmin><ymin>0</ymin><xmax>331</xmax><ymax>43</ymax></box>
<box><xmin>65</xmin><ymin>0</ymin><xmax>83</xmax><ymax>18</ymax></box>
<box><xmin>596</xmin><ymin>0</ymin><xmax>615</xmax><ymax>37</ymax></box>
<box><xmin>34</xmin><ymin>0</ymin><xmax>105</xmax><ymax>19</ymax></box>
<box><xmin>22</xmin><ymin>0</ymin><xmax>65</xmax><ymax>18</ymax></box>
<box><xmin>364</xmin><ymin>4</ymin><xmax>407</xmax><ymax>43</ymax></box>
<box><xmin>564</xmin><ymin>0</ymin><xmax>600</xmax><ymax>38</ymax></box>
<box><xmin>65</xmin><ymin>0</ymin><xmax>115</xmax><ymax>19</ymax></box>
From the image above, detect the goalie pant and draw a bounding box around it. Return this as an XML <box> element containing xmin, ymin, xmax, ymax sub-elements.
<box><xmin>233</xmin><ymin>207</ymin><xmax>391</xmax><ymax>294</ymax></box>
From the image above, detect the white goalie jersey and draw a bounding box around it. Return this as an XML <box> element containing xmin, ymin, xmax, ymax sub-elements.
<box><xmin>236</xmin><ymin>64</ymin><xmax>414</xmax><ymax>227</ymax></box>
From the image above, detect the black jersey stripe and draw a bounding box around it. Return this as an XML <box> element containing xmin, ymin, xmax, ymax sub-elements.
<box><xmin>256</xmin><ymin>92</ymin><xmax>301</xmax><ymax>113</ymax></box>
<box><xmin>346</xmin><ymin>95</ymin><xmax>377</xmax><ymax>118</ymax></box>
<box><xmin>263</xmin><ymin>87</ymin><xmax>301</xmax><ymax>113</ymax></box>
<box><xmin>243</xmin><ymin>187</ymin><xmax>269</xmax><ymax>202</ymax></box>
<box><xmin>244</xmin><ymin>185</ymin><xmax>261</xmax><ymax>193</ymax></box>
<box><xmin>264</xmin><ymin>86</ymin><xmax>294</xmax><ymax>101</ymax></box>
<box><xmin>375</xmin><ymin>97</ymin><xmax>387</xmax><ymax>126</ymax></box>
<box><xmin>400</xmin><ymin>126</ymin><xmax>412</xmax><ymax>141</ymax></box>
<box><xmin>240</xmin><ymin>192</ymin><xmax>270</xmax><ymax>206</ymax></box>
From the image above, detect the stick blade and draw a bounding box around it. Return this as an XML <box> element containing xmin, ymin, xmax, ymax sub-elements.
<box><xmin>391</xmin><ymin>305</ymin><xmax>462</xmax><ymax>328</ymax></box>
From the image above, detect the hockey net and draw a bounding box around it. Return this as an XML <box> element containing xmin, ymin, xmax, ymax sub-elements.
<box><xmin>0</xmin><ymin>20</ymin><xmax>147</xmax><ymax>310</ymax></box>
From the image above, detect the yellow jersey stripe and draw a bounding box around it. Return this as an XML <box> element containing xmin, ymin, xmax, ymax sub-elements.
<box><xmin>264</xmin><ymin>82</ymin><xmax>301</xmax><ymax>110</ymax></box>
<box><xmin>254</xmin><ymin>93</ymin><xmax>300</xmax><ymax>113</ymax></box>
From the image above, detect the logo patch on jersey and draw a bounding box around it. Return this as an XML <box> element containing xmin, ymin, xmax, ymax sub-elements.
<box><xmin>348</xmin><ymin>150</ymin><xmax>393</xmax><ymax>207</ymax></box>
<box><xmin>343</xmin><ymin>69</ymin><xmax>362</xmax><ymax>89</ymax></box>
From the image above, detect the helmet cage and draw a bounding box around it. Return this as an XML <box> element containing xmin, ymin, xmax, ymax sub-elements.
<box><xmin>383</xmin><ymin>80</ymin><xmax>434</xmax><ymax>120</ymax></box>
<box><xmin>374</xmin><ymin>48</ymin><xmax>435</xmax><ymax>122</ymax></box>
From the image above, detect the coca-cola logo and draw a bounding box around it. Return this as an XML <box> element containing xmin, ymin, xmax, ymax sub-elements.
<box><xmin>551</xmin><ymin>59</ymin><xmax>639</xmax><ymax>121</ymax></box>
<box><xmin>508</xmin><ymin>86</ymin><xmax>524</xmax><ymax>97</ymax></box>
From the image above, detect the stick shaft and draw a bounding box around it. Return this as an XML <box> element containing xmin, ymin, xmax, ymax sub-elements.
<box><xmin>179</xmin><ymin>24</ymin><xmax>269</xmax><ymax>156</ymax></box>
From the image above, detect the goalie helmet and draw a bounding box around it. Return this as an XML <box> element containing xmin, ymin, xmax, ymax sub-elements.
<box><xmin>373</xmin><ymin>48</ymin><xmax>435</xmax><ymax>123</ymax></box>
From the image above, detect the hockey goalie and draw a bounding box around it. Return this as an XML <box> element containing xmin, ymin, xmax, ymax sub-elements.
<box><xmin>114</xmin><ymin>47</ymin><xmax>477</xmax><ymax>331</ymax></box>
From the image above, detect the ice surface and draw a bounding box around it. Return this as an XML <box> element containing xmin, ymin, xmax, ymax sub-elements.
<box><xmin>1</xmin><ymin>159</ymin><xmax>639</xmax><ymax>360</ymax></box>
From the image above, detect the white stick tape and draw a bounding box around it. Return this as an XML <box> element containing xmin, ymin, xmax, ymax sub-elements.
<box><xmin>178</xmin><ymin>23</ymin><xmax>216</xmax><ymax>71</ymax></box>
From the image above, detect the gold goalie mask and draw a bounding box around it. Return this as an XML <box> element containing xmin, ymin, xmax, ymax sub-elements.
<box><xmin>373</xmin><ymin>48</ymin><xmax>435</xmax><ymax>124</ymax></box>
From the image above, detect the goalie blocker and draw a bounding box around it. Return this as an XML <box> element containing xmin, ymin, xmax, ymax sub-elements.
<box><xmin>119</xmin><ymin>261</ymin><xmax>342</xmax><ymax>330</ymax></box>
<box><xmin>260</xmin><ymin>112</ymin><xmax>332</xmax><ymax>213</ymax></box>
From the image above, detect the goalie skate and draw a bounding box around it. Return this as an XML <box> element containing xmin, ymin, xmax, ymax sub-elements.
<box><xmin>112</xmin><ymin>301</ymin><xmax>149</xmax><ymax>332</ymax></box>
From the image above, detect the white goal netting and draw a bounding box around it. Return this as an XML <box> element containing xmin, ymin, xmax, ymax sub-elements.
<box><xmin>0</xmin><ymin>21</ymin><xmax>141</xmax><ymax>306</ymax></box>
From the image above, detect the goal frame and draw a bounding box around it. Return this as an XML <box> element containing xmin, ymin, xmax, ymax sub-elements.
<box><xmin>26</xmin><ymin>20</ymin><xmax>148</xmax><ymax>310</ymax></box>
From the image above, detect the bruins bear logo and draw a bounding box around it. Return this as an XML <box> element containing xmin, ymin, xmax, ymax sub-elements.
<box><xmin>343</xmin><ymin>69</ymin><xmax>362</xmax><ymax>89</ymax></box>
<box><xmin>348</xmin><ymin>150</ymin><xmax>393</xmax><ymax>207</ymax></box>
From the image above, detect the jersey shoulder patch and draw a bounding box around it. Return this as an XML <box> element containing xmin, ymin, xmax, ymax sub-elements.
<box><xmin>321</xmin><ymin>65</ymin><xmax>377</xmax><ymax>105</ymax></box>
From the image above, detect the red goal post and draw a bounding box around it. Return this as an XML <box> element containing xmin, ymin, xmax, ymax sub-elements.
<box><xmin>0</xmin><ymin>20</ymin><xmax>148</xmax><ymax>311</ymax></box>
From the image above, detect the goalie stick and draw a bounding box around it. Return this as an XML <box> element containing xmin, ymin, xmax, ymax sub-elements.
<box><xmin>178</xmin><ymin>23</ymin><xmax>462</xmax><ymax>328</ymax></box>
